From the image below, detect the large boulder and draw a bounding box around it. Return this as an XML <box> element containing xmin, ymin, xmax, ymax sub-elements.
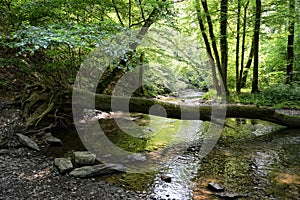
<box><xmin>16</xmin><ymin>133</ymin><xmax>40</xmax><ymax>151</ymax></box>
<box><xmin>73</xmin><ymin>151</ymin><xmax>96</xmax><ymax>165</ymax></box>
<box><xmin>70</xmin><ymin>164</ymin><xmax>126</xmax><ymax>178</ymax></box>
<box><xmin>54</xmin><ymin>158</ymin><xmax>73</xmax><ymax>174</ymax></box>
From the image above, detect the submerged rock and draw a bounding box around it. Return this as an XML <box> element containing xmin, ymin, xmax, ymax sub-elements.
<box><xmin>54</xmin><ymin>158</ymin><xmax>73</xmax><ymax>174</ymax></box>
<box><xmin>16</xmin><ymin>133</ymin><xmax>40</xmax><ymax>151</ymax></box>
<box><xmin>161</xmin><ymin>175</ymin><xmax>172</xmax><ymax>183</ymax></box>
<box><xmin>207</xmin><ymin>182</ymin><xmax>225</xmax><ymax>192</ymax></box>
<box><xmin>70</xmin><ymin>164</ymin><xmax>126</xmax><ymax>178</ymax></box>
<box><xmin>73</xmin><ymin>151</ymin><xmax>96</xmax><ymax>165</ymax></box>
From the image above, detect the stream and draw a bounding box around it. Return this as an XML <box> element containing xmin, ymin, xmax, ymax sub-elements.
<box><xmin>45</xmin><ymin>116</ymin><xmax>300</xmax><ymax>199</ymax></box>
<box><xmin>43</xmin><ymin>91</ymin><xmax>300</xmax><ymax>199</ymax></box>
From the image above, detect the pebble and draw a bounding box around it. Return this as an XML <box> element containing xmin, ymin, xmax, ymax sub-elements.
<box><xmin>0</xmin><ymin>100</ymin><xmax>154</xmax><ymax>200</ymax></box>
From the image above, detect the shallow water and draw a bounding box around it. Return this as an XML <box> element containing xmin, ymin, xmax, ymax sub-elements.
<box><xmin>46</xmin><ymin>115</ymin><xmax>300</xmax><ymax>200</ymax></box>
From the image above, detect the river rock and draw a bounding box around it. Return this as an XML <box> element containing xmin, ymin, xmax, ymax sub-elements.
<box><xmin>70</xmin><ymin>163</ymin><xmax>126</xmax><ymax>178</ymax></box>
<box><xmin>16</xmin><ymin>133</ymin><xmax>40</xmax><ymax>151</ymax></box>
<box><xmin>161</xmin><ymin>175</ymin><xmax>172</xmax><ymax>183</ymax></box>
<box><xmin>127</xmin><ymin>153</ymin><xmax>147</xmax><ymax>161</ymax></box>
<box><xmin>0</xmin><ymin>149</ymin><xmax>10</xmax><ymax>155</ymax></box>
<box><xmin>46</xmin><ymin>136</ymin><xmax>63</xmax><ymax>146</ymax></box>
<box><xmin>54</xmin><ymin>158</ymin><xmax>73</xmax><ymax>174</ymax></box>
<box><xmin>207</xmin><ymin>182</ymin><xmax>225</xmax><ymax>192</ymax></box>
<box><xmin>0</xmin><ymin>136</ymin><xmax>8</xmax><ymax>148</ymax></box>
<box><xmin>73</xmin><ymin>151</ymin><xmax>96</xmax><ymax>165</ymax></box>
<box><xmin>215</xmin><ymin>192</ymin><xmax>245</xmax><ymax>199</ymax></box>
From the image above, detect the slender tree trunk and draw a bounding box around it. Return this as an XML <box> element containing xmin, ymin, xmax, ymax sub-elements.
<box><xmin>238</xmin><ymin>0</ymin><xmax>249</xmax><ymax>91</ymax></box>
<box><xmin>194</xmin><ymin>0</ymin><xmax>221</xmax><ymax>94</ymax></box>
<box><xmin>220</xmin><ymin>0</ymin><xmax>228</xmax><ymax>93</ymax></box>
<box><xmin>251</xmin><ymin>0</ymin><xmax>261</xmax><ymax>93</ymax></box>
<box><xmin>128</xmin><ymin>0</ymin><xmax>132</xmax><ymax>27</ymax></box>
<box><xmin>286</xmin><ymin>0</ymin><xmax>295</xmax><ymax>84</ymax></box>
<box><xmin>201</xmin><ymin>0</ymin><xmax>224</xmax><ymax>87</ymax></box>
<box><xmin>138</xmin><ymin>52</ymin><xmax>145</xmax><ymax>94</ymax></box>
<box><xmin>235</xmin><ymin>0</ymin><xmax>241</xmax><ymax>92</ymax></box>
<box><xmin>130</xmin><ymin>5</ymin><xmax>162</xmax><ymax>50</ymax></box>
<box><xmin>241</xmin><ymin>38</ymin><xmax>254</xmax><ymax>88</ymax></box>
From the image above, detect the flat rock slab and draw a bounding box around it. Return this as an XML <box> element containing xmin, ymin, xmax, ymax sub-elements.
<box><xmin>16</xmin><ymin>133</ymin><xmax>40</xmax><ymax>151</ymax></box>
<box><xmin>73</xmin><ymin>151</ymin><xmax>96</xmax><ymax>165</ymax></box>
<box><xmin>70</xmin><ymin>164</ymin><xmax>126</xmax><ymax>178</ymax></box>
<box><xmin>54</xmin><ymin>158</ymin><xmax>73</xmax><ymax>174</ymax></box>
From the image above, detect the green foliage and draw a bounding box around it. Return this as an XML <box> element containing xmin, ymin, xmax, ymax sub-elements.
<box><xmin>228</xmin><ymin>83</ymin><xmax>300</xmax><ymax>108</ymax></box>
<box><xmin>0</xmin><ymin>21</ymin><xmax>124</xmax><ymax>83</ymax></box>
<box><xmin>1</xmin><ymin>0</ymin><xmax>299</xmax><ymax>97</ymax></box>
<box><xmin>6</xmin><ymin>22</ymin><xmax>122</xmax><ymax>55</ymax></box>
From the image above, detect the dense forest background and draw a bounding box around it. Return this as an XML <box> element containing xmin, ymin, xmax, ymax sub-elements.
<box><xmin>0</xmin><ymin>0</ymin><xmax>299</xmax><ymax>109</ymax></box>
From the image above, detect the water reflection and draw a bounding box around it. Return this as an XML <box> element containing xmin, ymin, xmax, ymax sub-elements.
<box><xmin>47</xmin><ymin>115</ymin><xmax>300</xmax><ymax>200</ymax></box>
<box><xmin>151</xmin><ymin>151</ymin><xmax>201</xmax><ymax>199</ymax></box>
<box><xmin>194</xmin><ymin>123</ymin><xmax>300</xmax><ymax>200</ymax></box>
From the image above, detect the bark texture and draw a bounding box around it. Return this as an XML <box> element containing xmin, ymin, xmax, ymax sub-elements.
<box><xmin>73</xmin><ymin>88</ymin><xmax>300</xmax><ymax>128</ymax></box>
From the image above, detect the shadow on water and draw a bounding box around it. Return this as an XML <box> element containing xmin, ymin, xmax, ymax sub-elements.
<box><xmin>44</xmin><ymin>115</ymin><xmax>300</xmax><ymax>200</ymax></box>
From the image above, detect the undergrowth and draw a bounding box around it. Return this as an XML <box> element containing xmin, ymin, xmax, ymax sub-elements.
<box><xmin>227</xmin><ymin>83</ymin><xmax>300</xmax><ymax>109</ymax></box>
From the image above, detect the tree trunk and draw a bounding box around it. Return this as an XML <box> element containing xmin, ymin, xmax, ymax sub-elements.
<box><xmin>72</xmin><ymin>88</ymin><xmax>300</xmax><ymax>128</ymax></box>
<box><xmin>286</xmin><ymin>0</ymin><xmax>295</xmax><ymax>84</ymax></box>
<box><xmin>220</xmin><ymin>0</ymin><xmax>228</xmax><ymax>93</ymax></box>
<box><xmin>201</xmin><ymin>0</ymin><xmax>224</xmax><ymax>88</ymax></box>
<box><xmin>194</xmin><ymin>0</ymin><xmax>221</xmax><ymax>94</ymax></box>
<box><xmin>235</xmin><ymin>0</ymin><xmax>241</xmax><ymax>93</ymax></box>
<box><xmin>138</xmin><ymin>52</ymin><xmax>145</xmax><ymax>94</ymax></box>
<box><xmin>238</xmin><ymin>0</ymin><xmax>250</xmax><ymax>92</ymax></box>
<box><xmin>251</xmin><ymin>0</ymin><xmax>261</xmax><ymax>93</ymax></box>
<box><xmin>241</xmin><ymin>38</ymin><xmax>254</xmax><ymax>88</ymax></box>
<box><xmin>97</xmin><ymin>4</ymin><xmax>163</xmax><ymax>93</ymax></box>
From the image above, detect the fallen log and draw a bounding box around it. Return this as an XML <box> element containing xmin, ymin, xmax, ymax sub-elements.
<box><xmin>72</xmin><ymin>88</ymin><xmax>300</xmax><ymax>128</ymax></box>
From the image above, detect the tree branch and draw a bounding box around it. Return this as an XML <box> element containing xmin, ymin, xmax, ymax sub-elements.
<box><xmin>112</xmin><ymin>0</ymin><xmax>124</xmax><ymax>26</ymax></box>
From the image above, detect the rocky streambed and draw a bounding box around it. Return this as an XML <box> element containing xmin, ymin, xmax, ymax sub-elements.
<box><xmin>0</xmin><ymin>98</ymin><xmax>152</xmax><ymax>200</ymax></box>
<box><xmin>1</xmin><ymin>95</ymin><xmax>300</xmax><ymax>200</ymax></box>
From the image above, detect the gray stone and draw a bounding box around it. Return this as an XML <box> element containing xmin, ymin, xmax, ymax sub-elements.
<box><xmin>70</xmin><ymin>164</ymin><xmax>126</xmax><ymax>178</ymax></box>
<box><xmin>46</xmin><ymin>136</ymin><xmax>63</xmax><ymax>146</ymax></box>
<box><xmin>16</xmin><ymin>133</ymin><xmax>40</xmax><ymax>151</ymax></box>
<box><xmin>215</xmin><ymin>192</ymin><xmax>245</xmax><ymax>199</ymax></box>
<box><xmin>54</xmin><ymin>158</ymin><xmax>73</xmax><ymax>174</ymax></box>
<box><xmin>0</xmin><ymin>136</ymin><xmax>8</xmax><ymax>148</ymax></box>
<box><xmin>0</xmin><ymin>149</ymin><xmax>10</xmax><ymax>155</ymax></box>
<box><xmin>207</xmin><ymin>182</ymin><xmax>224</xmax><ymax>192</ymax></box>
<box><xmin>73</xmin><ymin>151</ymin><xmax>96</xmax><ymax>165</ymax></box>
<box><xmin>127</xmin><ymin>153</ymin><xmax>147</xmax><ymax>161</ymax></box>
